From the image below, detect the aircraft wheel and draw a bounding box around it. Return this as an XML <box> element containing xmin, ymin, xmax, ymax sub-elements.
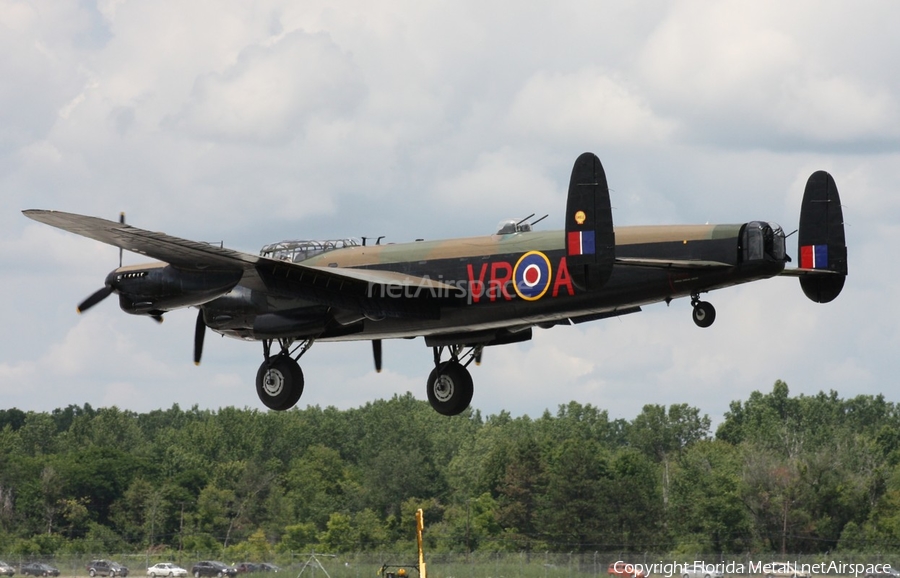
<box><xmin>426</xmin><ymin>361</ymin><xmax>473</xmax><ymax>416</ymax></box>
<box><xmin>692</xmin><ymin>300</ymin><xmax>716</xmax><ymax>328</ymax></box>
<box><xmin>256</xmin><ymin>354</ymin><xmax>304</xmax><ymax>411</ymax></box>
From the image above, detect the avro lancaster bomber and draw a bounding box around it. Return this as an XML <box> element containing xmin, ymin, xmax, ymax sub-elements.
<box><xmin>24</xmin><ymin>153</ymin><xmax>847</xmax><ymax>416</ymax></box>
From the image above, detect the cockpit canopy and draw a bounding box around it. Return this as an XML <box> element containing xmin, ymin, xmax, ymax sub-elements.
<box><xmin>260</xmin><ymin>238</ymin><xmax>360</xmax><ymax>263</ymax></box>
<box><xmin>496</xmin><ymin>219</ymin><xmax>532</xmax><ymax>235</ymax></box>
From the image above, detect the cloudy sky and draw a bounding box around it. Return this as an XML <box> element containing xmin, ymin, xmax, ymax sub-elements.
<box><xmin>2</xmin><ymin>1</ymin><xmax>898</xmax><ymax>423</ymax></box>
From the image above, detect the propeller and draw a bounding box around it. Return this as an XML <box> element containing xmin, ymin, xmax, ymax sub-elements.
<box><xmin>372</xmin><ymin>339</ymin><xmax>382</xmax><ymax>372</ymax></box>
<box><xmin>118</xmin><ymin>212</ymin><xmax>125</xmax><ymax>267</ymax></box>
<box><xmin>77</xmin><ymin>285</ymin><xmax>114</xmax><ymax>314</ymax></box>
<box><xmin>194</xmin><ymin>308</ymin><xmax>206</xmax><ymax>365</ymax></box>
<box><xmin>76</xmin><ymin>212</ymin><xmax>126</xmax><ymax>314</ymax></box>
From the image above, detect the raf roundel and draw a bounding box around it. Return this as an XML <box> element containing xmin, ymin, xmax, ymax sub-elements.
<box><xmin>513</xmin><ymin>251</ymin><xmax>553</xmax><ymax>301</ymax></box>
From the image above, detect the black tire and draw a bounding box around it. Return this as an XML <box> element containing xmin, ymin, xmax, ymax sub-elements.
<box><xmin>692</xmin><ymin>300</ymin><xmax>716</xmax><ymax>328</ymax></box>
<box><xmin>426</xmin><ymin>361</ymin><xmax>473</xmax><ymax>416</ymax></box>
<box><xmin>256</xmin><ymin>354</ymin><xmax>304</xmax><ymax>410</ymax></box>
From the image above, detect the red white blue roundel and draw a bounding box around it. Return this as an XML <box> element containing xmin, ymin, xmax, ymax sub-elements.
<box><xmin>513</xmin><ymin>251</ymin><xmax>553</xmax><ymax>301</ymax></box>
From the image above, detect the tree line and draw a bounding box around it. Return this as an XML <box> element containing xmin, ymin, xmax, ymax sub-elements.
<box><xmin>1</xmin><ymin>380</ymin><xmax>899</xmax><ymax>558</ymax></box>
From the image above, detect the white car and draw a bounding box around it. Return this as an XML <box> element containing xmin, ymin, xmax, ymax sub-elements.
<box><xmin>148</xmin><ymin>564</ymin><xmax>188</xmax><ymax>578</ymax></box>
<box><xmin>763</xmin><ymin>563</ymin><xmax>809</xmax><ymax>578</ymax></box>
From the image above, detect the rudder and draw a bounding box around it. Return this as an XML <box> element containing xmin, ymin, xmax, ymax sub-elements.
<box><xmin>565</xmin><ymin>152</ymin><xmax>615</xmax><ymax>291</ymax></box>
<box><xmin>798</xmin><ymin>170</ymin><xmax>847</xmax><ymax>303</ymax></box>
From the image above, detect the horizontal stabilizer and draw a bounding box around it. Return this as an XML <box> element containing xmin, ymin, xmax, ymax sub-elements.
<box><xmin>796</xmin><ymin>171</ymin><xmax>847</xmax><ymax>303</ymax></box>
<box><xmin>616</xmin><ymin>257</ymin><xmax>733</xmax><ymax>270</ymax></box>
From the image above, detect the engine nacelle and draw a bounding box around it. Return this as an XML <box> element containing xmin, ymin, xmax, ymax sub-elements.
<box><xmin>109</xmin><ymin>263</ymin><xmax>243</xmax><ymax>316</ymax></box>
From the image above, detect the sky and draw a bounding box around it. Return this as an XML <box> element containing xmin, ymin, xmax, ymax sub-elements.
<box><xmin>2</xmin><ymin>0</ymin><xmax>899</xmax><ymax>424</ymax></box>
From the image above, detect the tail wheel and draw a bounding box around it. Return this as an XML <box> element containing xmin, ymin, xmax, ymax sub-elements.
<box><xmin>256</xmin><ymin>354</ymin><xmax>304</xmax><ymax>411</ymax></box>
<box><xmin>692</xmin><ymin>300</ymin><xmax>716</xmax><ymax>328</ymax></box>
<box><xmin>426</xmin><ymin>361</ymin><xmax>473</xmax><ymax>416</ymax></box>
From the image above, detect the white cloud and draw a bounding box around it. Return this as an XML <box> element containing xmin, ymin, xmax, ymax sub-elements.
<box><xmin>1</xmin><ymin>1</ymin><xmax>898</xmax><ymax>423</ymax></box>
<box><xmin>637</xmin><ymin>0</ymin><xmax>900</xmax><ymax>150</ymax></box>
<box><xmin>507</xmin><ymin>68</ymin><xmax>675</xmax><ymax>146</ymax></box>
<box><xmin>167</xmin><ymin>31</ymin><xmax>366</xmax><ymax>144</ymax></box>
<box><xmin>432</xmin><ymin>148</ymin><xmax>562</xmax><ymax>216</ymax></box>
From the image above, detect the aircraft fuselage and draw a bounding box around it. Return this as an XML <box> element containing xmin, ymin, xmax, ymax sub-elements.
<box><xmin>202</xmin><ymin>222</ymin><xmax>785</xmax><ymax>343</ymax></box>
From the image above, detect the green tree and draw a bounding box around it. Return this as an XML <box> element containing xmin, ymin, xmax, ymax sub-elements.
<box><xmin>669</xmin><ymin>440</ymin><xmax>752</xmax><ymax>552</ymax></box>
<box><xmin>536</xmin><ymin>438</ymin><xmax>611</xmax><ymax>551</ymax></box>
<box><xmin>318</xmin><ymin>512</ymin><xmax>353</xmax><ymax>553</ymax></box>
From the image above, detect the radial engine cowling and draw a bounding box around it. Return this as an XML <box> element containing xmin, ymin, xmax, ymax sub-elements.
<box><xmin>109</xmin><ymin>264</ymin><xmax>244</xmax><ymax>316</ymax></box>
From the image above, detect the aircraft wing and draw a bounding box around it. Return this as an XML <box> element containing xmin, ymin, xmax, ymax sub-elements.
<box><xmin>615</xmin><ymin>257</ymin><xmax>734</xmax><ymax>269</ymax></box>
<box><xmin>24</xmin><ymin>210</ymin><xmax>260</xmax><ymax>269</ymax></box>
<box><xmin>22</xmin><ymin>210</ymin><xmax>455</xmax><ymax>318</ymax></box>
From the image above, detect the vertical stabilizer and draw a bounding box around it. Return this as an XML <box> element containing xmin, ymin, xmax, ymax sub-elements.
<box><xmin>798</xmin><ymin>170</ymin><xmax>847</xmax><ymax>303</ymax></box>
<box><xmin>564</xmin><ymin>152</ymin><xmax>615</xmax><ymax>291</ymax></box>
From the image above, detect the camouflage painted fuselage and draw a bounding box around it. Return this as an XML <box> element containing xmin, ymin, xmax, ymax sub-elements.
<box><xmin>203</xmin><ymin>223</ymin><xmax>785</xmax><ymax>343</ymax></box>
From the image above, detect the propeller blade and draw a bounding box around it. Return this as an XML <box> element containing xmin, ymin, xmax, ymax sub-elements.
<box><xmin>118</xmin><ymin>212</ymin><xmax>125</xmax><ymax>267</ymax></box>
<box><xmin>372</xmin><ymin>339</ymin><xmax>382</xmax><ymax>372</ymax></box>
<box><xmin>77</xmin><ymin>286</ymin><xmax>114</xmax><ymax>314</ymax></box>
<box><xmin>194</xmin><ymin>309</ymin><xmax>206</xmax><ymax>365</ymax></box>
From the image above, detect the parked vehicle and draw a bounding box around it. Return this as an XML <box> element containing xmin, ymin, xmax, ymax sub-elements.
<box><xmin>19</xmin><ymin>564</ymin><xmax>59</xmax><ymax>577</ymax></box>
<box><xmin>235</xmin><ymin>565</ymin><xmax>257</xmax><ymax>574</ymax></box>
<box><xmin>866</xmin><ymin>570</ymin><xmax>900</xmax><ymax>578</ymax></box>
<box><xmin>256</xmin><ymin>565</ymin><xmax>279</xmax><ymax>573</ymax></box>
<box><xmin>87</xmin><ymin>560</ymin><xmax>130</xmax><ymax>577</ymax></box>
<box><xmin>682</xmin><ymin>568</ymin><xmax>724</xmax><ymax>578</ymax></box>
<box><xmin>148</xmin><ymin>564</ymin><xmax>188</xmax><ymax>578</ymax></box>
<box><xmin>191</xmin><ymin>562</ymin><xmax>237</xmax><ymax>578</ymax></box>
<box><xmin>0</xmin><ymin>561</ymin><xmax>14</xmax><ymax>577</ymax></box>
<box><xmin>609</xmin><ymin>563</ymin><xmax>649</xmax><ymax>578</ymax></box>
<box><xmin>764</xmin><ymin>563</ymin><xmax>808</xmax><ymax>578</ymax></box>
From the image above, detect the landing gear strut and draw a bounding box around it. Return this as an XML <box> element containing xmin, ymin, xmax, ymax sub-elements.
<box><xmin>256</xmin><ymin>338</ymin><xmax>312</xmax><ymax>411</ymax></box>
<box><xmin>426</xmin><ymin>345</ymin><xmax>478</xmax><ymax>416</ymax></box>
<box><xmin>691</xmin><ymin>294</ymin><xmax>716</xmax><ymax>328</ymax></box>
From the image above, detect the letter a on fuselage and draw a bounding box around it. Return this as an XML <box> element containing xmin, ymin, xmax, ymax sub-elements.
<box><xmin>565</xmin><ymin>152</ymin><xmax>615</xmax><ymax>291</ymax></box>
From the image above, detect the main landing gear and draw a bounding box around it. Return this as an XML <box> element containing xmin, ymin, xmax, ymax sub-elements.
<box><xmin>255</xmin><ymin>338</ymin><xmax>312</xmax><ymax>410</ymax></box>
<box><xmin>691</xmin><ymin>293</ymin><xmax>716</xmax><ymax>328</ymax></box>
<box><xmin>426</xmin><ymin>345</ymin><xmax>480</xmax><ymax>416</ymax></box>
